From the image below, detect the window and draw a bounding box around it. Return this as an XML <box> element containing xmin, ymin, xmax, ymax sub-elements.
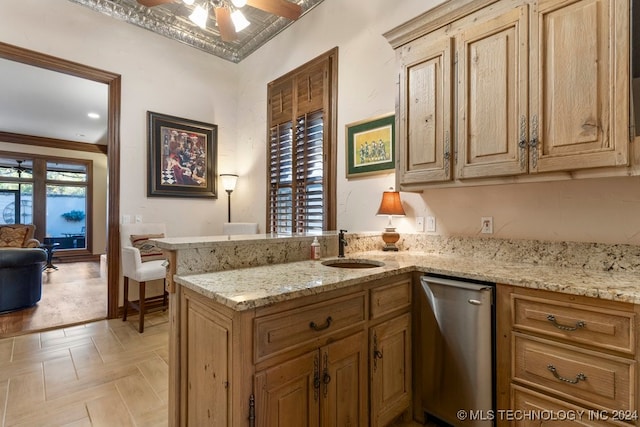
<box><xmin>267</xmin><ymin>48</ymin><xmax>338</xmax><ymax>233</ymax></box>
<box><xmin>0</xmin><ymin>154</ymin><xmax>91</xmax><ymax>254</ymax></box>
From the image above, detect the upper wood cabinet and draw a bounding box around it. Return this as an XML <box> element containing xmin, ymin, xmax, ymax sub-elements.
<box><xmin>386</xmin><ymin>0</ymin><xmax>630</xmax><ymax>187</ymax></box>
<box><xmin>456</xmin><ymin>4</ymin><xmax>529</xmax><ymax>179</ymax></box>
<box><xmin>397</xmin><ymin>33</ymin><xmax>454</xmax><ymax>183</ymax></box>
<box><xmin>530</xmin><ymin>0</ymin><xmax>629</xmax><ymax>173</ymax></box>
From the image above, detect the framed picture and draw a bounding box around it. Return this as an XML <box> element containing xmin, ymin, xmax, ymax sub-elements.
<box><xmin>147</xmin><ymin>111</ymin><xmax>218</xmax><ymax>198</ymax></box>
<box><xmin>346</xmin><ymin>113</ymin><xmax>395</xmax><ymax>178</ymax></box>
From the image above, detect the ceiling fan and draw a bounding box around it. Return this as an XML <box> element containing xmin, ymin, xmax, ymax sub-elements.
<box><xmin>137</xmin><ymin>0</ymin><xmax>302</xmax><ymax>42</ymax></box>
<box><xmin>12</xmin><ymin>160</ymin><xmax>31</xmax><ymax>177</ymax></box>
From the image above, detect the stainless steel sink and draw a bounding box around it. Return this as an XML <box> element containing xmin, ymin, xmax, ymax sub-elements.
<box><xmin>321</xmin><ymin>259</ymin><xmax>384</xmax><ymax>269</ymax></box>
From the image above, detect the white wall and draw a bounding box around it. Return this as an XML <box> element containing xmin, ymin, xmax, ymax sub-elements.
<box><xmin>0</xmin><ymin>0</ymin><xmax>240</xmax><ymax>238</ymax></box>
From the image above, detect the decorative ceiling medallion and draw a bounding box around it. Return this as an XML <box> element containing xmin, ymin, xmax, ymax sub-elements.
<box><xmin>67</xmin><ymin>0</ymin><xmax>323</xmax><ymax>63</ymax></box>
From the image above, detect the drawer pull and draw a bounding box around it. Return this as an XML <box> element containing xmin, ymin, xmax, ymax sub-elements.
<box><xmin>547</xmin><ymin>364</ymin><xmax>587</xmax><ymax>384</ymax></box>
<box><xmin>546</xmin><ymin>314</ymin><xmax>586</xmax><ymax>331</ymax></box>
<box><xmin>309</xmin><ymin>316</ymin><xmax>333</xmax><ymax>331</ymax></box>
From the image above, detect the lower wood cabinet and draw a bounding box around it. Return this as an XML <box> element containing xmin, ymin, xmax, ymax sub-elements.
<box><xmin>370</xmin><ymin>312</ymin><xmax>412</xmax><ymax>427</ymax></box>
<box><xmin>171</xmin><ymin>274</ymin><xmax>412</xmax><ymax>427</ymax></box>
<box><xmin>497</xmin><ymin>285</ymin><xmax>640</xmax><ymax>427</ymax></box>
<box><xmin>255</xmin><ymin>331</ymin><xmax>367</xmax><ymax>426</ymax></box>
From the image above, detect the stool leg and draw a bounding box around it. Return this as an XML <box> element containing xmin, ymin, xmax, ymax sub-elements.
<box><xmin>138</xmin><ymin>281</ymin><xmax>145</xmax><ymax>333</ymax></box>
<box><xmin>123</xmin><ymin>276</ymin><xmax>129</xmax><ymax>321</ymax></box>
<box><xmin>162</xmin><ymin>279</ymin><xmax>168</xmax><ymax>309</ymax></box>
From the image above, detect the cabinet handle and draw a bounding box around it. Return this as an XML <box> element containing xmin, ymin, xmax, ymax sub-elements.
<box><xmin>518</xmin><ymin>115</ymin><xmax>527</xmax><ymax>170</ymax></box>
<box><xmin>309</xmin><ymin>316</ymin><xmax>332</xmax><ymax>331</ymax></box>
<box><xmin>322</xmin><ymin>352</ymin><xmax>330</xmax><ymax>398</ymax></box>
<box><xmin>530</xmin><ymin>114</ymin><xmax>538</xmax><ymax>169</ymax></box>
<box><xmin>546</xmin><ymin>314</ymin><xmax>585</xmax><ymax>331</ymax></box>
<box><xmin>547</xmin><ymin>364</ymin><xmax>587</xmax><ymax>384</ymax></box>
<box><xmin>313</xmin><ymin>354</ymin><xmax>320</xmax><ymax>401</ymax></box>
<box><xmin>373</xmin><ymin>332</ymin><xmax>383</xmax><ymax>372</ymax></box>
<box><xmin>444</xmin><ymin>131</ymin><xmax>450</xmax><ymax>175</ymax></box>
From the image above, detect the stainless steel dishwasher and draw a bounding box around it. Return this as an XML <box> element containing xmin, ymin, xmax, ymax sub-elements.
<box><xmin>418</xmin><ymin>275</ymin><xmax>495</xmax><ymax>427</ymax></box>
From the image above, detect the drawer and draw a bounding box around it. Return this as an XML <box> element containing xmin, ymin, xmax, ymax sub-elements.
<box><xmin>511</xmin><ymin>384</ymin><xmax>631</xmax><ymax>426</ymax></box>
<box><xmin>512</xmin><ymin>294</ymin><xmax>635</xmax><ymax>354</ymax></box>
<box><xmin>513</xmin><ymin>333</ymin><xmax>635</xmax><ymax>412</ymax></box>
<box><xmin>254</xmin><ymin>291</ymin><xmax>366</xmax><ymax>361</ymax></box>
<box><xmin>370</xmin><ymin>278</ymin><xmax>411</xmax><ymax>319</ymax></box>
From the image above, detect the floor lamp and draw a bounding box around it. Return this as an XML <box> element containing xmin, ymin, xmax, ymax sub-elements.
<box><xmin>220</xmin><ymin>174</ymin><xmax>238</xmax><ymax>222</ymax></box>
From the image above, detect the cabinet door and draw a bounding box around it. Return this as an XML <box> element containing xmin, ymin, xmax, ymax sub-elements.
<box><xmin>183</xmin><ymin>296</ymin><xmax>231</xmax><ymax>426</ymax></box>
<box><xmin>255</xmin><ymin>350</ymin><xmax>320</xmax><ymax>427</ymax></box>
<box><xmin>370</xmin><ymin>313</ymin><xmax>412</xmax><ymax>427</ymax></box>
<box><xmin>320</xmin><ymin>331</ymin><xmax>367</xmax><ymax>427</ymax></box>
<box><xmin>397</xmin><ymin>33</ymin><xmax>454</xmax><ymax>185</ymax></box>
<box><xmin>456</xmin><ymin>5</ymin><xmax>529</xmax><ymax>179</ymax></box>
<box><xmin>529</xmin><ymin>0</ymin><xmax>629</xmax><ymax>172</ymax></box>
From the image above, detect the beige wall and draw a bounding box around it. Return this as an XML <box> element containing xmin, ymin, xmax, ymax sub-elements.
<box><xmin>0</xmin><ymin>141</ymin><xmax>108</xmax><ymax>254</ymax></box>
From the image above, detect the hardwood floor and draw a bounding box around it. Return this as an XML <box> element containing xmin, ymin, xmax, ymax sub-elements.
<box><xmin>0</xmin><ymin>261</ymin><xmax>107</xmax><ymax>338</ymax></box>
<box><xmin>0</xmin><ymin>310</ymin><xmax>169</xmax><ymax>427</ymax></box>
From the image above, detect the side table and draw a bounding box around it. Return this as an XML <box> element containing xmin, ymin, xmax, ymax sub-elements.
<box><xmin>40</xmin><ymin>242</ymin><xmax>60</xmax><ymax>271</ymax></box>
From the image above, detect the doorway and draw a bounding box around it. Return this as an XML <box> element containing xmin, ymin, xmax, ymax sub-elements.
<box><xmin>0</xmin><ymin>41</ymin><xmax>121</xmax><ymax>321</ymax></box>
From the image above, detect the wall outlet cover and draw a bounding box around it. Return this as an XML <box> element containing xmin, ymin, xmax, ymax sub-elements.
<box><xmin>481</xmin><ymin>217</ymin><xmax>493</xmax><ymax>234</ymax></box>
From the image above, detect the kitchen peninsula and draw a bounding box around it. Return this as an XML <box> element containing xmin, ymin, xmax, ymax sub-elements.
<box><xmin>155</xmin><ymin>233</ymin><xmax>640</xmax><ymax>426</ymax></box>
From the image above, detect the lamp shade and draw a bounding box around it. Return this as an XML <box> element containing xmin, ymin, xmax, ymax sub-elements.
<box><xmin>220</xmin><ymin>174</ymin><xmax>238</xmax><ymax>192</ymax></box>
<box><xmin>376</xmin><ymin>191</ymin><xmax>406</xmax><ymax>216</ymax></box>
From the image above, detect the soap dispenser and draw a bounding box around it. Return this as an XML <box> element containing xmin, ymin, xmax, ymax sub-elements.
<box><xmin>311</xmin><ymin>237</ymin><xmax>321</xmax><ymax>260</ymax></box>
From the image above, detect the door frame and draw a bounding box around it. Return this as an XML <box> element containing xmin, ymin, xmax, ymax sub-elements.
<box><xmin>0</xmin><ymin>41</ymin><xmax>121</xmax><ymax>318</ymax></box>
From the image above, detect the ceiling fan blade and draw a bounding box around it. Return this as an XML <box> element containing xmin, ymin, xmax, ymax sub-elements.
<box><xmin>136</xmin><ymin>0</ymin><xmax>174</xmax><ymax>6</ymax></box>
<box><xmin>246</xmin><ymin>0</ymin><xmax>302</xmax><ymax>21</ymax></box>
<box><xmin>215</xmin><ymin>7</ymin><xmax>238</xmax><ymax>42</ymax></box>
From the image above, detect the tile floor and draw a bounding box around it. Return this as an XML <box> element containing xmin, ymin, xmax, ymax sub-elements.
<box><xmin>0</xmin><ymin>311</ymin><xmax>168</xmax><ymax>426</ymax></box>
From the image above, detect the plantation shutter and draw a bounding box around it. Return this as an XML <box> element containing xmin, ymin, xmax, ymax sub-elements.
<box><xmin>267</xmin><ymin>49</ymin><xmax>337</xmax><ymax>234</ymax></box>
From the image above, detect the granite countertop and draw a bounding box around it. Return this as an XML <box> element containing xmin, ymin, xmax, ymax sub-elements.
<box><xmin>173</xmin><ymin>250</ymin><xmax>640</xmax><ymax>311</ymax></box>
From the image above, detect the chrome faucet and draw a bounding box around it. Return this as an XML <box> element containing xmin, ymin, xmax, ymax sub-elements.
<box><xmin>338</xmin><ymin>229</ymin><xmax>348</xmax><ymax>258</ymax></box>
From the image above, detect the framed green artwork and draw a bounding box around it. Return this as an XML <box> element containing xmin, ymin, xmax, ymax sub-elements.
<box><xmin>346</xmin><ymin>113</ymin><xmax>395</xmax><ymax>178</ymax></box>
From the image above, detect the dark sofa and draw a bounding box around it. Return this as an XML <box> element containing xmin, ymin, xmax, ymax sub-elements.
<box><xmin>0</xmin><ymin>248</ymin><xmax>46</xmax><ymax>313</ymax></box>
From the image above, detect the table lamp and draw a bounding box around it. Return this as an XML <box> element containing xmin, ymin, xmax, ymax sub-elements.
<box><xmin>376</xmin><ymin>189</ymin><xmax>405</xmax><ymax>251</ymax></box>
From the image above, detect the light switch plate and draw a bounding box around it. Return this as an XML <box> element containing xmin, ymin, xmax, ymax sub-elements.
<box><xmin>426</xmin><ymin>216</ymin><xmax>436</xmax><ymax>232</ymax></box>
<box><xmin>416</xmin><ymin>216</ymin><xmax>425</xmax><ymax>232</ymax></box>
<box><xmin>122</xmin><ymin>215</ymin><xmax>131</xmax><ymax>224</ymax></box>
<box><xmin>135</xmin><ymin>215</ymin><xmax>143</xmax><ymax>223</ymax></box>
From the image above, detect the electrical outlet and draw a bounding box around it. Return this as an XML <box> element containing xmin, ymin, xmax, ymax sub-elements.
<box><xmin>481</xmin><ymin>217</ymin><xmax>493</xmax><ymax>234</ymax></box>
<box><xmin>426</xmin><ymin>216</ymin><xmax>436</xmax><ymax>232</ymax></box>
<box><xmin>135</xmin><ymin>214</ymin><xmax>143</xmax><ymax>223</ymax></box>
<box><xmin>416</xmin><ymin>216</ymin><xmax>425</xmax><ymax>232</ymax></box>
<box><xmin>122</xmin><ymin>215</ymin><xmax>131</xmax><ymax>224</ymax></box>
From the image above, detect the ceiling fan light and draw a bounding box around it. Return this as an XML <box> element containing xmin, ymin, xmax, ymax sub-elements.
<box><xmin>189</xmin><ymin>5</ymin><xmax>208</xmax><ymax>29</ymax></box>
<box><xmin>231</xmin><ymin>10</ymin><xmax>250</xmax><ymax>32</ymax></box>
<box><xmin>231</xmin><ymin>0</ymin><xmax>247</xmax><ymax>7</ymax></box>
<box><xmin>182</xmin><ymin>0</ymin><xmax>195</xmax><ymax>4</ymax></box>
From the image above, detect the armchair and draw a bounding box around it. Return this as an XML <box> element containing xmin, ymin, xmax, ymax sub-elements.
<box><xmin>120</xmin><ymin>223</ymin><xmax>168</xmax><ymax>333</ymax></box>
<box><xmin>0</xmin><ymin>224</ymin><xmax>46</xmax><ymax>313</ymax></box>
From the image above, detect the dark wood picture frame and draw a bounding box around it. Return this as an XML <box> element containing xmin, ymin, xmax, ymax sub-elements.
<box><xmin>346</xmin><ymin>113</ymin><xmax>395</xmax><ymax>178</ymax></box>
<box><xmin>147</xmin><ymin>111</ymin><xmax>217</xmax><ymax>198</ymax></box>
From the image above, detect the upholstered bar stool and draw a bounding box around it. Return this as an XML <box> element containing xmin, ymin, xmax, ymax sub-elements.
<box><xmin>120</xmin><ymin>223</ymin><xmax>167</xmax><ymax>333</ymax></box>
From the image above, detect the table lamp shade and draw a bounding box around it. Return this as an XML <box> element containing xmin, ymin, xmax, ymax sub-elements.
<box><xmin>377</xmin><ymin>191</ymin><xmax>406</xmax><ymax>217</ymax></box>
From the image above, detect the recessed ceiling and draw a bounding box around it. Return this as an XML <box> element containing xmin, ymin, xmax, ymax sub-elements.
<box><xmin>0</xmin><ymin>58</ymin><xmax>109</xmax><ymax>145</ymax></box>
<box><xmin>68</xmin><ymin>0</ymin><xmax>325</xmax><ymax>63</ymax></box>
